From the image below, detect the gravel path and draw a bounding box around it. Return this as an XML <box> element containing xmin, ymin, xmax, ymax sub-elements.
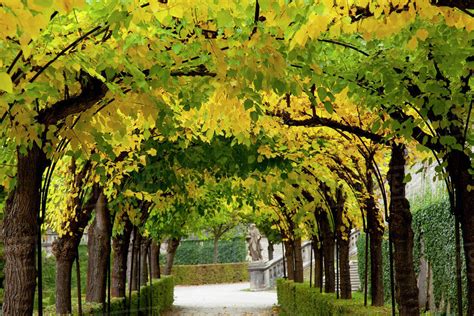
<box><xmin>162</xmin><ymin>282</ymin><xmax>278</xmax><ymax>316</ymax></box>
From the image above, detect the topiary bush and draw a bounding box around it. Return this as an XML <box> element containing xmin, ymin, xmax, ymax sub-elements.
<box><xmin>170</xmin><ymin>262</ymin><xmax>248</xmax><ymax>285</ymax></box>
<box><xmin>277</xmin><ymin>279</ymin><xmax>390</xmax><ymax>316</ymax></box>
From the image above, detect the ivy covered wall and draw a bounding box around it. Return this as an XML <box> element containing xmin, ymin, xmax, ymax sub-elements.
<box><xmin>357</xmin><ymin>198</ymin><xmax>467</xmax><ymax>313</ymax></box>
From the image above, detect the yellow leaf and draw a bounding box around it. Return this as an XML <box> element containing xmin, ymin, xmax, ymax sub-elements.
<box><xmin>416</xmin><ymin>28</ymin><xmax>429</xmax><ymax>41</ymax></box>
<box><xmin>406</xmin><ymin>36</ymin><xmax>418</xmax><ymax>50</ymax></box>
<box><xmin>147</xmin><ymin>148</ymin><xmax>157</xmax><ymax>156</ymax></box>
<box><xmin>169</xmin><ymin>4</ymin><xmax>184</xmax><ymax>18</ymax></box>
<box><xmin>0</xmin><ymin>72</ymin><xmax>13</xmax><ymax>93</ymax></box>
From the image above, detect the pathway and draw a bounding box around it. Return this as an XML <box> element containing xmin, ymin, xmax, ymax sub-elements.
<box><xmin>162</xmin><ymin>282</ymin><xmax>278</xmax><ymax>316</ymax></box>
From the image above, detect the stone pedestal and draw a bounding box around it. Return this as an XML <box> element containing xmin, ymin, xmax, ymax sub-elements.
<box><xmin>248</xmin><ymin>261</ymin><xmax>268</xmax><ymax>291</ymax></box>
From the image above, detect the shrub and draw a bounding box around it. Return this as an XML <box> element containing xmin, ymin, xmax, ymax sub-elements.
<box><xmin>162</xmin><ymin>238</ymin><xmax>247</xmax><ymax>265</ymax></box>
<box><xmin>44</xmin><ymin>276</ymin><xmax>174</xmax><ymax>315</ymax></box>
<box><xmin>170</xmin><ymin>262</ymin><xmax>248</xmax><ymax>285</ymax></box>
<box><xmin>277</xmin><ymin>279</ymin><xmax>390</xmax><ymax>316</ymax></box>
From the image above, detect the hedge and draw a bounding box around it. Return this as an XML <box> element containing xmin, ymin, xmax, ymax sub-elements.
<box><xmin>162</xmin><ymin>238</ymin><xmax>247</xmax><ymax>265</ymax></box>
<box><xmin>277</xmin><ymin>279</ymin><xmax>390</xmax><ymax>316</ymax></box>
<box><xmin>44</xmin><ymin>276</ymin><xmax>174</xmax><ymax>315</ymax></box>
<box><xmin>170</xmin><ymin>262</ymin><xmax>248</xmax><ymax>285</ymax></box>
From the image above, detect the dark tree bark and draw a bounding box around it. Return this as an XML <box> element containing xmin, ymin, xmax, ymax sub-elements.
<box><xmin>3</xmin><ymin>145</ymin><xmax>46</xmax><ymax>316</ymax></box>
<box><xmin>284</xmin><ymin>240</ymin><xmax>295</xmax><ymax>281</ymax></box>
<box><xmin>140</xmin><ymin>238</ymin><xmax>150</xmax><ymax>285</ymax></box>
<box><xmin>365</xmin><ymin>169</ymin><xmax>385</xmax><ymax>306</ymax></box>
<box><xmin>338</xmin><ymin>231</ymin><xmax>352</xmax><ymax>299</ymax></box>
<box><xmin>333</xmin><ymin>186</ymin><xmax>352</xmax><ymax>299</ymax></box>
<box><xmin>55</xmin><ymin>257</ymin><xmax>74</xmax><ymax>316</ymax></box>
<box><xmin>163</xmin><ymin>237</ymin><xmax>180</xmax><ymax>275</ymax></box>
<box><xmin>388</xmin><ymin>143</ymin><xmax>419</xmax><ymax>315</ymax></box>
<box><xmin>130</xmin><ymin>231</ymin><xmax>141</xmax><ymax>291</ymax></box>
<box><xmin>111</xmin><ymin>216</ymin><xmax>132</xmax><ymax>298</ymax></box>
<box><xmin>447</xmin><ymin>150</ymin><xmax>474</xmax><ymax>315</ymax></box>
<box><xmin>150</xmin><ymin>241</ymin><xmax>161</xmax><ymax>279</ymax></box>
<box><xmin>320</xmin><ymin>213</ymin><xmax>335</xmax><ymax>293</ymax></box>
<box><xmin>86</xmin><ymin>192</ymin><xmax>111</xmax><ymax>303</ymax></box>
<box><xmin>268</xmin><ymin>241</ymin><xmax>274</xmax><ymax>261</ymax></box>
<box><xmin>293</xmin><ymin>237</ymin><xmax>304</xmax><ymax>283</ymax></box>
<box><xmin>312</xmin><ymin>236</ymin><xmax>323</xmax><ymax>288</ymax></box>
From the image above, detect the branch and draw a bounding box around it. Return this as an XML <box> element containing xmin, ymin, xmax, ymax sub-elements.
<box><xmin>38</xmin><ymin>74</ymin><xmax>108</xmax><ymax>126</ymax></box>
<box><xmin>29</xmin><ymin>25</ymin><xmax>106</xmax><ymax>84</ymax></box>
<box><xmin>276</xmin><ymin>110</ymin><xmax>386</xmax><ymax>144</ymax></box>
<box><xmin>318</xmin><ymin>39</ymin><xmax>369</xmax><ymax>56</ymax></box>
<box><xmin>430</xmin><ymin>0</ymin><xmax>474</xmax><ymax>10</ymax></box>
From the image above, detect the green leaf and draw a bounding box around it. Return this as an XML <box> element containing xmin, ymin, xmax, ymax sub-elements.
<box><xmin>0</xmin><ymin>72</ymin><xmax>13</xmax><ymax>94</ymax></box>
<box><xmin>403</xmin><ymin>173</ymin><xmax>412</xmax><ymax>184</ymax></box>
<box><xmin>371</xmin><ymin>120</ymin><xmax>381</xmax><ymax>133</ymax></box>
<box><xmin>250</xmin><ymin>111</ymin><xmax>259</xmax><ymax>122</ymax></box>
<box><xmin>323</xmin><ymin>101</ymin><xmax>333</xmax><ymax>114</ymax></box>
<box><xmin>317</xmin><ymin>87</ymin><xmax>327</xmax><ymax>100</ymax></box>
<box><xmin>244</xmin><ymin>99</ymin><xmax>253</xmax><ymax>110</ymax></box>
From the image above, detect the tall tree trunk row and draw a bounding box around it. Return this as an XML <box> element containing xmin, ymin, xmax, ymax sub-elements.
<box><xmin>3</xmin><ymin>145</ymin><xmax>46</xmax><ymax>315</ymax></box>
<box><xmin>388</xmin><ymin>143</ymin><xmax>419</xmax><ymax>315</ymax></box>
<box><xmin>86</xmin><ymin>192</ymin><xmax>111</xmax><ymax>304</ymax></box>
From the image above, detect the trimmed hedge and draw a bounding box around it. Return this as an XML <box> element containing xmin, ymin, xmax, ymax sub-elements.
<box><xmin>44</xmin><ymin>276</ymin><xmax>174</xmax><ymax>315</ymax></box>
<box><xmin>162</xmin><ymin>238</ymin><xmax>247</xmax><ymax>265</ymax></box>
<box><xmin>277</xmin><ymin>279</ymin><xmax>390</xmax><ymax>316</ymax></box>
<box><xmin>170</xmin><ymin>262</ymin><xmax>248</xmax><ymax>285</ymax></box>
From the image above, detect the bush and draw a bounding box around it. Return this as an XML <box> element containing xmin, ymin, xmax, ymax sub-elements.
<box><xmin>43</xmin><ymin>276</ymin><xmax>174</xmax><ymax>315</ymax></box>
<box><xmin>277</xmin><ymin>279</ymin><xmax>390</xmax><ymax>316</ymax></box>
<box><xmin>170</xmin><ymin>262</ymin><xmax>248</xmax><ymax>285</ymax></box>
<box><xmin>162</xmin><ymin>238</ymin><xmax>247</xmax><ymax>265</ymax></box>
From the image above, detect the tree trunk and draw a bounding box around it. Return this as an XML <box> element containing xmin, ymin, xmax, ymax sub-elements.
<box><xmin>55</xmin><ymin>258</ymin><xmax>74</xmax><ymax>315</ymax></box>
<box><xmin>111</xmin><ymin>218</ymin><xmax>132</xmax><ymax>297</ymax></box>
<box><xmin>446</xmin><ymin>149</ymin><xmax>474</xmax><ymax>315</ymax></box>
<box><xmin>163</xmin><ymin>237</ymin><xmax>180</xmax><ymax>275</ymax></box>
<box><xmin>268</xmin><ymin>242</ymin><xmax>274</xmax><ymax>261</ymax></box>
<box><xmin>213</xmin><ymin>237</ymin><xmax>219</xmax><ymax>263</ymax></box>
<box><xmin>140</xmin><ymin>238</ymin><xmax>150</xmax><ymax>285</ymax></box>
<box><xmin>130</xmin><ymin>231</ymin><xmax>141</xmax><ymax>291</ymax></box>
<box><xmin>293</xmin><ymin>237</ymin><xmax>304</xmax><ymax>282</ymax></box>
<box><xmin>53</xmin><ymin>178</ymin><xmax>97</xmax><ymax>314</ymax></box>
<box><xmin>150</xmin><ymin>241</ymin><xmax>161</xmax><ymax>279</ymax></box>
<box><xmin>320</xmin><ymin>214</ymin><xmax>335</xmax><ymax>293</ymax></box>
<box><xmin>312</xmin><ymin>236</ymin><xmax>322</xmax><ymax>288</ymax></box>
<box><xmin>365</xmin><ymin>173</ymin><xmax>385</xmax><ymax>306</ymax></box>
<box><xmin>3</xmin><ymin>145</ymin><xmax>45</xmax><ymax>315</ymax></box>
<box><xmin>388</xmin><ymin>143</ymin><xmax>419</xmax><ymax>315</ymax></box>
<box><xmin>284</xmin><ymin>240</ymin><xmax>295</xmax><ymax>281</ymax></box>
<box><xmin>86</xmin><ymin>192</ymin><xmax>111</xmax><ymax>303</ymax></box>
<box><xmin>338</xmin><ymin>233</ymin><xmax>352</xmax><ymax>299</ymax></box>
<box><xmin>53</xmin><ymin>235</ymin><xmax>83</xmax><ymax>314</ymax></box>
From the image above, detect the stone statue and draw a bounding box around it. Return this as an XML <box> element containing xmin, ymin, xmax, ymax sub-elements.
<box><xmin>247</xmin><ymin>224</ymin><xmax>263</xmax><ymax>261</ymax></box>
